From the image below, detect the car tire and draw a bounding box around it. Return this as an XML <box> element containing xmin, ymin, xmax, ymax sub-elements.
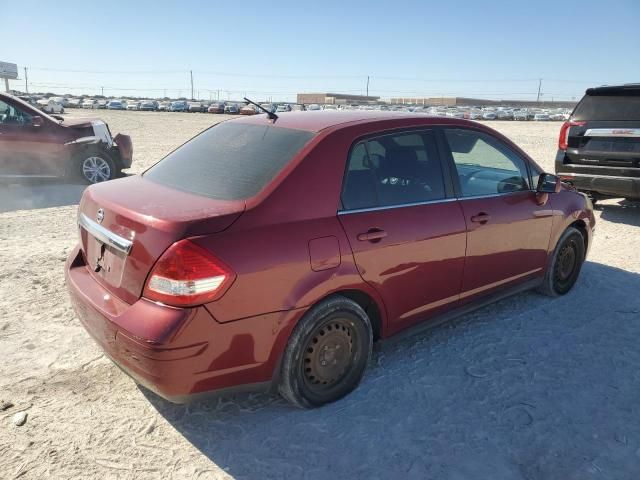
<box><xmin>538</xmin><ymin>226</ymin><xmax>586</xmax><ymax>297</ymax></box>
<box><xmin>278</xmin><ymin>296</ymin><xmax>373</xmax><ymax>408</ymax></box>
<box><xmin>74</xmin><ymin>149</ymin><xmax>118</xmax><ymax>184</ymax></box>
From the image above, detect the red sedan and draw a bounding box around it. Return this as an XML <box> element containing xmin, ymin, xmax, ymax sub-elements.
<box><xmin>65</xmin><ymin>112</ymin><xmax>595</xmax><ymax>408</ymax></box>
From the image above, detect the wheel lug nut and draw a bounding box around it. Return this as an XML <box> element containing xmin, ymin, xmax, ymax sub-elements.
<box><xmin>321</xmin><ymin>361</ymin><xmax>326</xmax><ymax>366</ymax></box>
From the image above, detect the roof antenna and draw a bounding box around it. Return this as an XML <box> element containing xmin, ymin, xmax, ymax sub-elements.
<box><xmin>244</xmin><ymin>97</ymin><xmax>278</xmax><ymax>121</ymax></box>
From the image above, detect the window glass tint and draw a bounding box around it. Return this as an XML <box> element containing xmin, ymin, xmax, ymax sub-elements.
<box><xmin>444</xmin><ymin>129</ymin><xmax>530</xmax><ymax>197</ymax></box>
<box><xmin>341</xmin><ymin>131</ymin><xmax>446</xmax><ymax>211</ymax></box>
<box><xmin>0</xmin><ymin>100</ymin><xmax>32</xmax><ymax>125</ymax></box>
<box><xmin>573</xmin><ymin>95</ymin><xmax>640</xmax><ymax>121</ymax></box>
<box><xmin>144</xmin><ymin>122</ymin><xmax>314</xmax><ymax>200</ymax></box>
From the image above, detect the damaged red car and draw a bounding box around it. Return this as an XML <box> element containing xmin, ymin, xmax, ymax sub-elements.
<box><xmin>66</xmin><ymin>111</ymin><xmax>594</xmax><ymax>408</ymax></box>
<box><xmin>0</xmin><ymin>92</ymin><xmax>132</xmax><ymax>183</ymax></box>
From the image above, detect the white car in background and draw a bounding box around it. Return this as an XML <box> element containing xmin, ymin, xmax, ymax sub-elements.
<box><xmin>126</xmin><ymin>101</ymin><xmax>140</xmax><ymax>111</ymax></box>
<box><xmin>36</xmin><ymin>98</ymin><xmax>64</xmax><ymax>114</ymax></box>
<box><xmin>307</xmin><ymin>104</ymin><xmax>321</xmax><ymax>111</ymax></box>
<box><xmin>482</xmin><ymin>111</ymin><xmax>497</xmax><ymax>120</ymax></box>
<box><xmin>534</xmin><ymin>113</ymin><xmax>550</xmax><ymax>121</ymax></box>
<box><xmin>82</xmin><ymin>99</ymin><xmax>97</xmax><ymax>109</ymax></box>
<box><xmin>322</xmin><ymin>104</ymin><xmax>338</xmax><ymax>110</ymax></box>
<box><xmin>66</xmin><ymin>98</ymin><xmax>81</xmax><ymax>108</ymax></box>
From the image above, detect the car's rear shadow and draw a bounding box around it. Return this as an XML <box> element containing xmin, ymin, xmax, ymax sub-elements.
<box><xmin>0</xmin><ymin>179</ymin><xmax>87</xmax><ymax>213</ymax></box>
<box><xmin>141</xmin><ymin>261</ymin><xmax>640</xmax><ymax>479</ymax></box>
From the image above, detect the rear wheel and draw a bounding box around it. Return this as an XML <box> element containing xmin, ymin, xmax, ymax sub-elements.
<box><xmin>278</xmin><ymin>296</ymin><xmax>373</xmax><ymax>408</ymax></box>
<box><xmin>538</xmin><ymin>227</ymin><xmax>585</xmax><ymax>297</ymax></box>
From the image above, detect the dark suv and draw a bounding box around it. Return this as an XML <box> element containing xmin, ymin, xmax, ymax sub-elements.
<box><xmin>555</xmin><ymin>84</ymin><xmax>640</xmax><ymax>202</ymax></box>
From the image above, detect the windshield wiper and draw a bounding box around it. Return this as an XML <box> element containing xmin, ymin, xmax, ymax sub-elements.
<box><xmin>243</xmin><ymin>97</ymin><xmax>278</xmax><ymax>121</ymax></box>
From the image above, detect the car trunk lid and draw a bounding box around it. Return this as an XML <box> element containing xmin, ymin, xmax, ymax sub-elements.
<box><xmin>77</xmin><ymin>175</ymin><xmax>245</xmax><ymax>304</ymax></box>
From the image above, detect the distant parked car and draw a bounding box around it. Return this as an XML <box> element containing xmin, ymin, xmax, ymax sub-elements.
<box><xmin>224</xmin><ymin>104</ymin><xmax>239</xmax><ymax>114</ymax></box>
<box><xmin>497</xmin><ymin>110</ymin><xmax>513</xmax><ymax>120</ymax></box>
<box><xmin>187</xmin><ymin>102</ymin><xmax>204</xmax><ymax>113</ymax></box>
<box><xmin>107</xmin><ymin>100</ymin><xmax>126</xmax><ymax>110</ymax></box>
<box><xmin>139</xmin><ymin>100</ymin><xmax>158</xmax><ymax>111</ymax></box>
<box><xmin>534</xmin><ymin>113</ymin><xmax>550</xmax><ymax>121</ymax></box>
<box><xmin>276</xmin><ymin>104</ymin><xmax>291</xmax><ymax>113</ymax></box>
<box><xmin>169</xmin><ymin>101</ymin><xmax>188</xmax><ymax>112</ymax></box>
<box><xmin>513</xmin><ymin>110</ymin><xmax>528</xmax><ymax>121</ymax></box>
<box><xmin>97</xmin><ymin>100</ymin><xmax>107</xmax><ymax>109</ymax></box>
<box><xmin>67</xmin><ymin>98</ymin><xmax>81</xmax><ymax>108</ymax></box>
<box><xmin>0</xmin><ymin>92</ymin><xmax>132</xmax><ymax>183</ymax></box>
<box><xmin>82</xmin><ymin>99</ymin><xmax>98</xmax><ymax>109</ymax></box>
<box><xmin>126</xmin><ymin>101</ymin><xmax>140</xmax><ymax>111</ymax></box>
<box><xmin>307</xmin><ymin>104</ymin><xmax>321</xmax><ymax>111</ymax></box>
<box><xmin>482</xmin><ymin>111</ymin><xmax>497</xmax><ymax>120</ymax></box>
<box><xmin>36</xmin><ymin>98</ymin><xmax>64</xmax><ymax>114</ymax></box>
<box><xmin>291</xmin><ymin>104</ymin><xmax>305</xmax><ymax>111</ymax></box>
<box><xmin>240</xmin><ymin>105</ymin><xmax>257</xmax><ymax>115</ymax></box>
<box><xmin>207</xmin><ymin>102</ymin><xmax>225</xmax><ymax>114</ymax></box>
<box><xmin>158</xmin><ymin>102</ymin><xmax>170</xmax><ymax>111</ymax></box>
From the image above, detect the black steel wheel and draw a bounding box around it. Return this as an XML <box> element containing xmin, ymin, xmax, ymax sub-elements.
<box><xmin>278</xmin><ymin>296</ymin><xmax>372</xmax><ymax>408</ymax></box>
<box><xmin>539</xmin><ymin>226</ymin><xmax>586</xmax><ymax>296</ymax></box>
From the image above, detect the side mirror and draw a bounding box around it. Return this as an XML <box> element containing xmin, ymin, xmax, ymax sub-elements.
<box><xmin>32</xmin><ymin>116</ymin><xmax>43</xmax><ymax>127</ymax></box>
<box><xmin>537</xmin><ymin>173</ymin><xmax>562</xmax><ymax>194</ymax></box>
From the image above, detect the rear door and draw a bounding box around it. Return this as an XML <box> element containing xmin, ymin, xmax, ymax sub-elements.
<box><xmin>440</xmin><ymin>127</ymin><xmax>553</xmax><ymax>302</ymax></box>
<box><xmin>338</xmin><ymin>129</ymin><xmax>467</xmax><ymax>334</ymax></box>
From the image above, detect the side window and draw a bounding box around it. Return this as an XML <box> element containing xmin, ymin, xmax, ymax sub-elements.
<box><xmin>0</xmin><ymin>101</ymin><xmax>32</xmax><ymax>126</ymax></box>
<box><xmin>444</xmin><ymin>129</ymin><xmax>531</xmax><ymax>197</ymax></box>
<box><xmin>341</xmin><ymin>131</ymin><xmax>446</xmax><ymax>211</ymax></box>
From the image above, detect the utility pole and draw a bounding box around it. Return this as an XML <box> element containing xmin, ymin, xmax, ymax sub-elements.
<box><xmin>366</xmin><ymin>76</ymin><xmax>370</xmax><ymax>97</ymax></box>
<box><xmin>190</xmin><ymin>70</ymin><xmax>194</xmax><ymax>100</ymax></box>
<box><xmin>536</xmin><ymin>78</ymin><xmax>542</xmax><ymax>104</ymax></box>
<box><xmin>101</xmin><ymin>86</ymin><xmax>104</xmax><ymax>96</ymax></box>
<box><xmin>24</xmin><ymin>67</ymin><xmax>28</xmax><ymax>94</ymax></box>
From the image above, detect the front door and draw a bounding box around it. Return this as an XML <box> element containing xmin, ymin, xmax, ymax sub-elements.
<box><xmin>0</xmin><ymin>98</ymin><xmax>64</xmax><ymax>177</ymax></box>
<box><xmin>441</xmin><ymin>128</ymin><xmax>553</xmax><ymax>302</ymax></box>
<box><xmin>338</xmin><ymin>130</ymin><xmax>467</xmax><ymax>334</ymax></box>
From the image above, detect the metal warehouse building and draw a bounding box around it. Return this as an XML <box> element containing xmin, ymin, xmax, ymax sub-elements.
<box><xmin>297</xmin><ymin>92</ymin><xmax>380</xmax><ymax>105</ymax></box>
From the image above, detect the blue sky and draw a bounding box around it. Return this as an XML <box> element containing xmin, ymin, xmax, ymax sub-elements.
<box><xmin>3</xmin><ymin>0</ymin><xmax>639</xmax><ymax>101</ymax></box>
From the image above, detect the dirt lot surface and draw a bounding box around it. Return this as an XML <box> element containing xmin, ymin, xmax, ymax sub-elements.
<box><xmin>1</xmin><ymin>111</ymin><xmax>639</xmax><ymax>479</ymax></box>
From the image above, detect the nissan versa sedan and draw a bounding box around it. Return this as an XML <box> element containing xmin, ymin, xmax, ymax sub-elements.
<box><xmin>66</xmin><ymin>111</ymin><xmax>594</xmax><ymax>408</ymax></box>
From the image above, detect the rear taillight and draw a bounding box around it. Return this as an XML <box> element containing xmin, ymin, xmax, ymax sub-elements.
<box><xmin>143</xmin><ymin>239</ymin><xmax>235</xmax><ymax>307</ymax></box>
<box><xmin>558</xmin><ymin>120</ymin><xmax>586</xmax><ymax>150</ymax></box>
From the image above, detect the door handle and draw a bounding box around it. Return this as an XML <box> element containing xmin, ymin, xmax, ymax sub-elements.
<box><xmin>470</xmin><ymin>213</ymin><xmax>491</xmax><ymax>224</ymax></box>
<box><xmin>357</xmin><ymin>229</ymin><xmax>387</xmax><ymax>242</ymax></box>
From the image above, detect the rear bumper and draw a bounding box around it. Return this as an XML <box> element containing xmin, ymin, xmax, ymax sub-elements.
<box><xmin>556</xmin><ymin>152</ymin><xmax>640</xmax><ymax>199</ymax></box>
<box><xmin>65</xmin><ymin>245</ymin><xmax>303</xmax><ymax>403</ymax></box>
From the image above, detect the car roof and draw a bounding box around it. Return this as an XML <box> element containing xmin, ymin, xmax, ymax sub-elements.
<box><xmin>233</xmin><ymin>110</ymin><xmax>484</xmax><ymax>133</ymax></box>
<box><xmin>586</xmin><ymin>84</ymin><xmax>640</xmax><ymax>96</ymax></box>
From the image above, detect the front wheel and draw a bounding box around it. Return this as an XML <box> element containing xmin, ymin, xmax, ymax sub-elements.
<box><xmin>538</xmin><ymin>226</ymin><xmax>586</xmax><ymax>297</ymax></box>
<box><xmin>278</xmin><ymin>296</ymin><xmax>373</xmax><ymax>408</ymax></box>
<box><xmin>75</xmin><ymin>150</ymin><xmax>117</xmax><ymax>184</ymax></box>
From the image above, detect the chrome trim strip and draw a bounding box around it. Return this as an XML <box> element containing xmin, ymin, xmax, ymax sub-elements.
<box><xmin>584</xmin><ymin>128</ymin><xmax>640</xmax><ymax>138</ymax></box>
<box><xmin>458</xmin><ymin>191</ymin><xmax>534</xmax><ymax>201</ymax></box>
<box><xmin>79</xmin><ymin>213</ymin><xmax>133</xmax><ymax>255</ymax></box>
<box><xmin>338</xmin><ymin>197</ymin><xmax>458</xmax><ymax>215</ymax></box>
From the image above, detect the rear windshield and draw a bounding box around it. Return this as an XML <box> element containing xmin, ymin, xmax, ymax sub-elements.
<box><xmin>573</xmin><ymin>95</ymin><xmax>640</xmax><ymax>121</ymax></box>
<box><xmin>144</xmin><ymin>121</ymin><xmax>314</xmax><ymax>200</ymax></box>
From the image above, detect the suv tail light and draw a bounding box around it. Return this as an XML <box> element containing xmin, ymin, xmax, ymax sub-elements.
<box><xmin>143</xmin><ymin>240</ymin><xmax>235</xmax><ymax>307</ymax></box>
<box><xmin>558</xmin><ymin>120</ymin><xmax>586</xmax><ymax>150</ymax></box>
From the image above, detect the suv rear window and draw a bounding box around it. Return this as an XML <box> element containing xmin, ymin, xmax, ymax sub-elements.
<box><xmin>144</xmin><ymin>122</ymin><xmax>314</xmax><ymax>200</ymax></box>
<box><xmin>573</xmin><ymin>95</ymin><xmax>640</xmax><ymax>121</ymax></box>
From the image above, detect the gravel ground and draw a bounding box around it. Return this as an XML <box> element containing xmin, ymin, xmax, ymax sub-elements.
<box><xmin>1</xmin><ymin>111</ymin><xmax>639</xmax><ymax>480</ymax></box>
